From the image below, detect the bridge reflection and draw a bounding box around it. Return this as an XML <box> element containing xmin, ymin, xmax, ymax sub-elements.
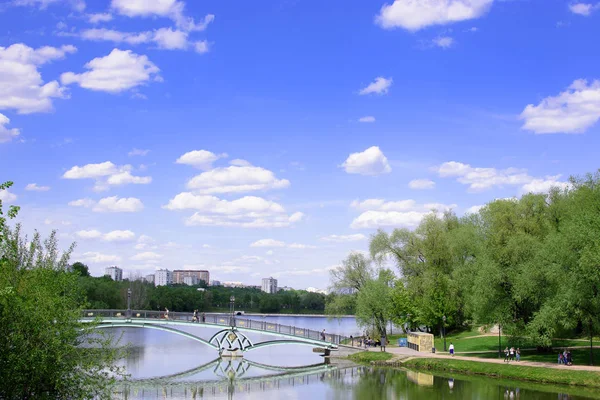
<box><xmin>112</xmin><ymin>365</ymin><xmax>363</xmax><ymax>399</ymax></box>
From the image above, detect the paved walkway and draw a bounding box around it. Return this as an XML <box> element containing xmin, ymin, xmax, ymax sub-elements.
<box><xmin>348</xmin><ymin>345</ymin><xmax>600</xmax><ymax>372</ymax></box>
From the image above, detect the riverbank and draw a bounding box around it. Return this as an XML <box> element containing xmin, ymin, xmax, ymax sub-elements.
<box><xmin>402</xmin><ymin>358</ymin><xmax>600</xmax><ymax>388</ymax></box>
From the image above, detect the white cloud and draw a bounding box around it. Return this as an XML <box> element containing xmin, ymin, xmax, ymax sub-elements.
<box><xmin>0</xmin><ymin>190</ymin><xmax>17</xmax><ymax>203</ymax></box>
<box><xmin>153</xmin><ymin>28</ymin><xmax>188</xmax><ymax>49</ymax></box>
<box><xmin>61</xmin><ymin>49</ymin><xmax>160</xmax><ymax>93</ymax></box>
<box><xmin>520</xmin><ymin>176</ymin><xmax>572</xmax><ymax>194</ymax></box>
<box><xmin>409</xmin><ymin>179</ymin><xmax>436</xmax><ymax>190</ymax></box>
<box><xmin>251</xmin><ymin>239</ymin><xmax>286</xmax><ymax>247</ymax></box>
<box><xmin>320</xmin><ymin>234</ymin><xmax>367</xmax><ymax>243</ymax></box>
<box><xmin>15</xmin><ymin>0</ymin><xmax>85</xmax><ymax>12</ymax></box>
<box><xmin>230</xmin><ymin>159</ymin><xmax>252</xmax><ymax>167</ymax></box>
<box><xmin>0</xmin><ymin>114</ymin><xmax>21</xmax><ymax>143</ymax></box>
<box><xmin>164</xmin><ymin>193</ymin><xmax>304</xmax><ymax>228</ymax></box>
<box><xmin>569</xmin><ymin>3</ymin><xmax>598</xmax><ymax>16</ymax></box>
<box><xmin>288</xmin><ymin>243</ymin><xmax>317</xmax><ymax>249</ymax></box>
<box><xmin>176</xmin><ymin>149</ymin><xmax>228</xmax><ymax>170</ymax></box>
<box><xmin>68</xmin><ymin>198</ymin><xmax>95</xmax><ymax>207</ymax></box>
<box><xmin>341</xmin><ymin>146</ymin><xmax>392</xmax><ymax>176</ymax></box>
<box><xmin>436</xmin><ymin>161</ymin><xmax>533</xmax><ymax>191</ymax></box>
<box><xmin>128</xmin><ymin>148</ymin><xmax>150</xmax><ymax>156</ymax></box>
<box><xmin>358</xmin><ymin>116</ymin><xmax>376</xmax><ymax>123</ymax></box>
<box><xmin>375</xmin><ymin>0</ymin><xmax>494</xmax><ymax>31</ymax></box>
<box><xmin>79</xmin><ymin>28</ymin><xmax>152</xmax><ymax>45</ymax></box>
<box><xmin>103</xmin><ymin>230</ymin><xmax>136</xmax><ymax>242</ymax></box>
<box><xmin>359</xmin><ymin>77</ymin><xmax>392</xmax><ymax>95</ymax></box>
<box><xmin>94</xmin><ymin>196</ymin><xmax>144</xmax><ymax>213</ymax></box>
<box><xmin>68</xmin><ymin>196</ymin><xmax>143</xmax><ymax>212</ymax></box>
<box><xmin>75</xmin><ymin>229</ymin><xmax>103</xmax><ymax>239</ymax></box>
<box><xmin>79</xmin><ymin>251</ymin><xmax>121</xmax><ymax>263</ymax></box>
<box><xmin>25</xmin><ymin>183</ymin><xmax>50</xmax><ymax>191</ymax></box>
<box><xmin>130</xmin><ymin>251</ymin><xmax>162</xmax><ymax>261</ymax></box>
<box><xmin>135</xmin><ymin>234</ymin><xmax>157</xmax><ymax>250</ymax></box>
<box><xmin>520</xmin><ymin>79</ymin><xmax>600</xmax><ymax>134</ymax></box>
<box><xmin>350</xmin><ymin>198</ymin><xmax>456</xmax><ymax>229</ymax></box>
<box><xmin>433</xmin><ymin>36</ymin><xmax>454</xmax><ymax>48</ymax></box>
<box><xmin>465</xmin><ymin>205</ymin><xmax>483</xmax><ymax>214</ymax></box>
<box><xmin>194</xmin><ymin>40</ymin><xmax>210</xmax><ymax>54</ymax></box>
<box><xmin>110</xmin><ymin>0</ymin><xmax>215</xmax><ymax>32</ymax></box>
<box><xmin>0</xmin><ymin>43</ymin><xmax>76</xmax><ymax>114</ymax></box>
<box><xmin>44</xmin><ymin>219</ymin><xmax>71</xmax><ymax>226</ymax></box>
<box><xmin>63</xmin><ymin>161</ymin><xmax>151</xmax><ymax>189</ymax></box>
<box><xmin>88</xmin><ymin>13</ymin><xmax>113</xmax><ymax>23</ymax></box>
<box><xmin>186</xmin><ymin>166</ymin><xmax>290</xmax><ymax>194</ymax></box>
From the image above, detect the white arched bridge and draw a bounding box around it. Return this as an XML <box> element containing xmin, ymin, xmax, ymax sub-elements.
<box><xmin>80</xmin><ymin>310</ymin><xmax>346</xmax><ymax>356</ymax></box>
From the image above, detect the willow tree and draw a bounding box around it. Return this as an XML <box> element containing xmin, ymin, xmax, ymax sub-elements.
<box><xmin>0</xmin><ymin>181</ymin><xmax>124</xmax><ymax>399</ymax></box>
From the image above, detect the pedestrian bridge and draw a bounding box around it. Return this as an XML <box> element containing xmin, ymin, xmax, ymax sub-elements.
<box><xmin>80</xmin><ymin>309</ymin><xmax>345</xmax><ymax>355</ymax></box>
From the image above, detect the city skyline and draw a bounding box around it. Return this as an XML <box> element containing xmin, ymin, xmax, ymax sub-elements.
<box><xmin>1</xmin><ymin>1</ymin><xmax>600</xmax><ymax>290</ymax></box>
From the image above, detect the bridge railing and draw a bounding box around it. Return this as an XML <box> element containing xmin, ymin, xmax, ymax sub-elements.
<box><xmin>81</xmin><ymin>309</ymin><xmax>348</xmax><ymax>345</ymax></box>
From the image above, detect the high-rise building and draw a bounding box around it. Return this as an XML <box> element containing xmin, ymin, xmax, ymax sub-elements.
<box><xmin>155</xmin><ymin>269</ymin><xmax>173</xmax><ymax>287</ymax></box>
<box><xmin>173</xmin><ymin>270</ymin><xmax>209</xmax><ymax>285</ymax></box>
<box><xmin>104</xmin><ymin>266</ymin><xmax>123</xmax><ymax>281</ymax></box>
<box><xmin>261</xmin><ymin>277</ymin><xmax>278</xmax><ymax>294</ymax></box>
<box><xmin>144</xmin><ymin>274</ymin><xmax>155</xmax><ymax>284</ymax></box>
<box><xmin>183</xmin><ymin>276</ymin><xmax>198</xmax><ymax>286</ymax></box>
<box><xmin>211</xmin><ymin>280</ymin><xmax>221</xmax><ymax>286</ymax></box>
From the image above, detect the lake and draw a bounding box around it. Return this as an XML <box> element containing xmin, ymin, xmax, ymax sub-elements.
<box><xmin>106</xmin><ymin>317</ymin><xmax>600</xmax><ymax>399</ymax></box>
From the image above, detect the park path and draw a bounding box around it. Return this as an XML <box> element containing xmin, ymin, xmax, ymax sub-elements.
<box><xmin>352</xmin><ymin>345</ymin><xmax>600</xmax><ymax>372</ymax></box>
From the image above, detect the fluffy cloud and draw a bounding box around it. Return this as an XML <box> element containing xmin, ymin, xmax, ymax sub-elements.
<box><xmin>250</xmin><ymin>239</ymin><xmax>285</xmax><ymax>247</ymax></box>
<box><xmin>375</xmin><ymin>0</ymin><xmax>494</xmax><ymax>31</ymax></box>
<box><xmin>320</xmin><ymin>234</ymin><xmax>367</xmax><ymax>242</ymax></box>
<box><xmin>68</xmin><ymin>196</ymin><xmax>144</xmax><ymax>212</ymax></box>
<box><xmin>25</xmin><ymin>183</ymin><xmax>50</xmax><ymax>191</ymax></box>
<box><xmin>176</xmin><ymin>149</ymin><xmax>228</xmax><ymax>170</ymax></box>
<box><xmin>63</xmin><ymin>161</ymin><xmax>151</xmax><ymax>190</ymax></box>
<box><xmin>0</xmin><ymin>114</ymin><xmax>20</xmax><ymax>143</ymax></box>
<box><xmin>250</xmin><ymin>239</ymin><xmax>316</xmax><ymax>249</ymax></box>
<box><xmin>88</xmin><ymin>13</ymin><xmax>113</xmax><ymax>23</ymax></box>
<box><xmin>520</xmin><ymin>176</ymin><xmax>572</xmax><ymax>194</ymax></box>
<box><xmin>341</xmin><ymin>146</ymin><xmax>392</xmax><ymax>176</ymax></box>
<box><xmin>79</xmin><ymin>27</ymin><xmax>202</xmax><ymax>52</ymax></box>
<box><xmin>569</xmin><ymin>3</ymin><xmax>598</xmax><ymax>16</ymax></box>
<box><xmin>0</xmin><ymin>190</ymin><xmax>17</xmax><ymax>203</ymax></box>
<box><xmin>110</xmin><ymin>0</ymin><xmax>215</xmax><ymax>32</ymax></box>
<box><xmin>0</xmin><ymin>43</ymin><xmax>76</xmax><ymax>114</ymax></box>
<box><xmin>164</xmin><ymin>193</ymin><xmax>304</xmax><ymax>228</ymax></box>
<box><xmin>61</xmin><ymin>49</ymin><xmax>161</xmax><ymax>93</ymax></box>
<box><xmin>465</xmin><ymin>205</ymin><xmax>484</xmax><ymax>214</ymax></box>
<box><xmin>74</xmin><ymin>229</ymin><xmax>103</xmax><ymax>239</ymax></box>
<box><xmin>79</xmin><ymin>252</ymin><xmax>121</xmax><ymax>263</ymax></box>
<box><xmin>358</xmin><ymin>116</ymin><xmax>376</xmax><ymax>123</ymax></box>
<box><xmin>359</xmin><ymin>77</ymin><xmax>392</xmax><ymax>95</ymax></box>
<box><xmin>128</xmin><ymin>148</ymin><xmax>150</xmax><ymax>156</ymax></box>
<box><xmin>194</xmin><ymin>40</ymin><xmax>210</xmax><ymax>54</ymax></box>
<box><xmin>103</xmin><ymin>230</ymin><xmax>136</xmax><ymax>242</ymax></box>
<box><xmin>433</xmin><ymin>36</ymin><xmax>454</xmax><ymax>48</ymax></box>
<box><xmin>186</xmin><ymin>166</ymin><xmax>290</xmax><ymax>194</ymax></box>
<box><xmin>409</xmin><ymin>179</ymin><xmax>436</xmax><ymax>190</ymax></box>
<box><xmin>135</xmin><ymin>234</ymin><xmax>157</xmax><ymax>250</ymax></box>
<box><xmin>436</xmin><ymin>161</ymin><xmax>572</xmax><ymax>193</ymax></box>
<box><xmin>350</xmin><ymin>198</ymin><xmax>456</xmax><ymax>229</ymax></box>
<box><xmin>230</xmin><ymin>159</ymin><xmax>252</xmax><ymax>167</ymax></box>
<box><xmin>520</xmin><ymin>80</ymin><xmax>600</xmax><ymax>134</ymax></box>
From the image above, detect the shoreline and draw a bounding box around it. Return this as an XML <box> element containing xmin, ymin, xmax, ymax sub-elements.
<box><xmin>207</xmin><ymin>312</ymin><xmax>355</xmax><ymax>318</ymax></box>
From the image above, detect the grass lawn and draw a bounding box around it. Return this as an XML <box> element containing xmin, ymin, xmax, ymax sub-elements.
<box><xmin>403</xmin><ymin>358</ymin><xmax>600</xmax><ymax>388</ymax></box>
<box><xmin>348</xmin><ymin>351</ymin><xmax>393</xmax><ymax>364</ymax></box>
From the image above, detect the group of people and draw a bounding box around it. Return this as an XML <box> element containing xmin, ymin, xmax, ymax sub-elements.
<box><xmin>503</xmin><ymin>347</ymin><xmax>521</xmax><ymax>362</ymax></box>
<box><xmin>192</xmin><ymin>310</ymin><xmax>206</xmax><ymax>323</ymax></box>
<box><xmin>353</xmin><ymin>335</ymin><xmax>387</xmax><ymax>351</ymax></box>
<box><xmin>558</xmin><ymin>349</ymin><xmax>573</xmax><ymax>365</ymax></box>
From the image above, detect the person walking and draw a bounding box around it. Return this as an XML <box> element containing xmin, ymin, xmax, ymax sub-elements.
<box><xmin>516</xmin><ymin>348</ymin><xmax>521</xmax><ymax>362</ymax></box>
<box><xmin>321</xmin><ymin>329</ymin><xmax>326</xmax><ymax>341</ymax></box>
<box><xmin>164</xmin><ymin>307</ymin><xmax>169</xmax><ymax>320</ymax></box>
<box><xmin>350</xmin><ymin>335</ymin><xmax>354</xmax><ymax>347</ymax></box>
<box><xmin>449</xmin><ymin>342</ymin><xmax>455</xmax><ymax>356</ymax></box>
<box><xmin>380</xmin><ymin>335</ymin><xmax>387</xmax><ymax>352</ymax></box>
<box><xmin>202</xmin><ymin>312</ymin><xmax>206</xmax><ymax>323</ymax></box>
<box><xmin>192</xmin><ymin>309</ymin><xmax>198</xmax><ymax>322</ymax></box>
<box><xmin>504</xmin><ymin>347</ymin><xmax>510</xmax><ymax>362</ymax></box>
<box><xmin>509</xmin><ymin>347</ymin><xmax>515</xmax><ymax>362</ymax></box>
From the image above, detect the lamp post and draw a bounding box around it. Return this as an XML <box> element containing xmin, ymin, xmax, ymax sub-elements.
<box><xmin>127</xmin><ymin>288</ymin><xmax>132</xmax><ymax>318</ymax></box>
<box><xmin>498</xmin><ymin>323</ymin><xmax>502</xmax><ymax>358</ymax></box>
<box><xmin>443</xmin><ymin>315</ymin><xmax>447</xmax><ymax>352</ymax></box>
<box><xmin>230</xmin><ymin>295</ymin><xmax>235</xmax><ymax>327</ymax></box>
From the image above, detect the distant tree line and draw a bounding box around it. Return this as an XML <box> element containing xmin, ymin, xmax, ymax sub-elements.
<box><xmin>326</xmin><ymin>171</ymin><xmax>600</xmax><ymax>364</ymax></box>
<box><xmin>74</xmin><ymin>272</ymin><xmax>327</xmax><ymax>314</ymax></box>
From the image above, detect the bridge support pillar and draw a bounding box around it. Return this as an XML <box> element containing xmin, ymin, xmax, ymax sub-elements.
<box><xmin>221</xmin><ymin>349</ymin><xmax>244</xmax><ymax>358</ymax></box>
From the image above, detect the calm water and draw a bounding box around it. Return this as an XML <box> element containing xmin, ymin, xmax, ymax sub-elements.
<box><xmin>107</xmin><ymin>319</ymin><xmax>600</xmax><ymax>400</ymax></box>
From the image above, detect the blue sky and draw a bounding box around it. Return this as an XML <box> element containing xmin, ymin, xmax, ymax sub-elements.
<box><xmin>1</xmin><ymin>0</ymin><xmax>599</xmax><ymax>289</ymax></box>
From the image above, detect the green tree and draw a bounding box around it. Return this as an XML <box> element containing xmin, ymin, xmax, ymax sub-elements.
<box><xmin>355</xmin><ymin>269</ymin><xmax>395</xmax><ymax>338</ymax></box>
<box><xmin>0</xmin><ymin>214</ymin><xmax>123</xmax><ymax>397</ymax></box>
<box><xmin>71</xmin><ymin>261</ymin><xmax>90</xmax><ymax>277</ymax></box>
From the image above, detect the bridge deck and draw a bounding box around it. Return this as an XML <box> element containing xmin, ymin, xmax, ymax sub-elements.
<box><xmin>81</xmin><ymin>309</ymin><xmax>346</xmax><ymax>347</ymax></box>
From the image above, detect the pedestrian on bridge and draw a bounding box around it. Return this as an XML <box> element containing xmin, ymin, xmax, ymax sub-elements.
<box><xmin>321</xmin><ymin>329</ymin><xmax>326</xmax><ymax>341</ymax></box>
<box><xmin>192</xmin><ymin>310</ymin><xmax>198</xmax><ymax>322</ymax></box>
<box><xmin>202</xmin><ymin>312</ymin><xmax>206</xmax><ymax>323</ymax></box>
<box><xmin>165</xmin><ymin>307</ymin><xmax>169</xmax><ymax>320</ymax></box>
